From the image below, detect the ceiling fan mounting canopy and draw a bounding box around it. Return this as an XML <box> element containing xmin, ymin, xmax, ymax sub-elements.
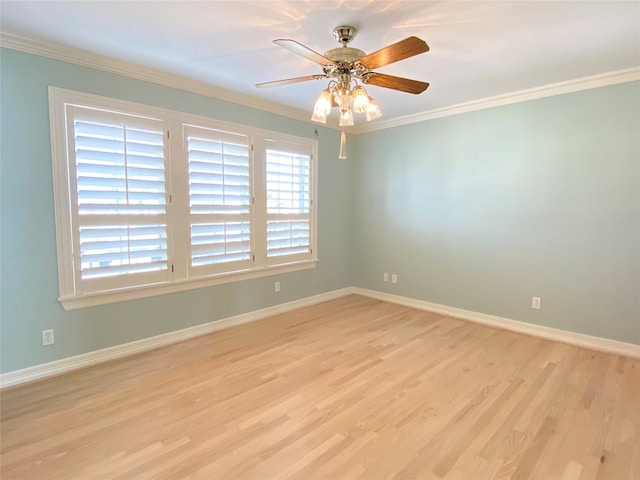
<box><xmin>333</xmin><ymin>25</ymin><xmax>357</xmax><ymax>46</ymax></box>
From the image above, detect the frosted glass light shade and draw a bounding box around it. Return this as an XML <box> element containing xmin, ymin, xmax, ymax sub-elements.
<box><xmin>311</xmin><ymin>110</ymin><xmax>327</xmax><ymax>123</ymax></box>
<box><xmin>311</xmin><ymin>88</ymin><xmax>332</xmax><ymax>123</ymax></box>
<box><xmin>352</xmin><ymin>85</ymin><xmax>370</xmax><ymax>113</ymax></box>
<box><xmin>339</xmin><ymin>108</ymin><xmax>354</xmax><ymax>126</ymax></box>
<box><xmin>365</xmin><ymin>97</ymin><xmax>382</xmax><ymax>121</ymax></box>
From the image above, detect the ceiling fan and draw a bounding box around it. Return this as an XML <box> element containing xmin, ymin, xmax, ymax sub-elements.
<box><xmin>256</xmin><ymin>26</ymin><xmax>430</xmax><ymax>126</ymax></box>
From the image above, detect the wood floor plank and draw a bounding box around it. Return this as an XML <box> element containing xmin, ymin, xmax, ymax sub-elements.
<box><xmin>1</xmin><ymin>295</ymin><xmax>638</xmax><ymax>479</ymax></box>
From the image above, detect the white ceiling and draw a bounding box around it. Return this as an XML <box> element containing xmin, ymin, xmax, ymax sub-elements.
<box><xmin>2</xmin><ymin>1</ymin><xmax>639</xmax><ymax>128</ymax></box>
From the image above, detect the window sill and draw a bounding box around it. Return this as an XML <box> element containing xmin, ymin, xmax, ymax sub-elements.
<box><xmin>58</xmin><ymin>260</ymin><xmax>318</xmax><ymax>310</ymax></box>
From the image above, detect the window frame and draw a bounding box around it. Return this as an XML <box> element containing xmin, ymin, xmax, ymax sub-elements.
<box><xmin>49</xmin><ymin>87</ymin><xmax>318</xmax><ymax>310</ymax></box>
<box><xmin>65</xmin><ymin>104</ymin><xmax>172</xmax><ymax>292</ymax></box>
<box><xmin>183</xmin><ymin>123</ymin><xmax>255</xmax><ymax>278</ymax></box>
<box><xmin>262</xmin><ymin>139</ymin><xmax>315</xmax><ymax>265</ymax></box>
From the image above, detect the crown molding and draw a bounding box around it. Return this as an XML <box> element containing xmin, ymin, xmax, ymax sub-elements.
<box><xmin>2</xmin><ymin>32</ymin><xmax>638</xmax><ymax>134</ymax></box>
<box><xmin>0</xmin><ymin>31</ymin><xmax>314</xmax><ymax>125</ymax></box>
<box><xmin>352</xmin><ymin>67</ymin><xmax>640</xmax><ymax>133</ymax></box>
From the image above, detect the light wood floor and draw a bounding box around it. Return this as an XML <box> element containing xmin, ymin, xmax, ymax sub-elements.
<box><xmin>1</xmin><ymin>295</ymin><xmax>638</xmax><ymax>479</ymax></box>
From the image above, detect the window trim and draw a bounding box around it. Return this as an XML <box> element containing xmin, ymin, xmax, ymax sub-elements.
<box><xmin>49</xmin><ymin>87</ymin><xmax>318</xmax><ymax>310</ymax></box>
<box><xmin>57</xmin><ymin>261</ymin><xmax>317</xmax><ymax>310</ymax></box>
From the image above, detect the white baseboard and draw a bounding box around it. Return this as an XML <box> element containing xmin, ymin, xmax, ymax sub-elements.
<box><xmin>0</xmin><ymin>288</ymin><xmax>354</xmax><ymax>389</ymax></box>
<box><xmin>3</xmin><ymin>286</ymin><xmax>637</xmax><ymax>388</ymax></box>
<box><xmin>353</xmin><ymin>288</ymin><xmax>640</xmax><ymax>359</ymax></box>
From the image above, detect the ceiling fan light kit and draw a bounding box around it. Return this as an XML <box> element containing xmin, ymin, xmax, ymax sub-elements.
<box><xmin>256</xmin><ymin>25</ymin><xmax>430</xmax><ymax>158</ymax></box>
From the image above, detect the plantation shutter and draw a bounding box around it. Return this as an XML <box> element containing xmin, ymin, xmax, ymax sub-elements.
<box><xmin>265</xmin><ymin>142</ymin><xmax>313</xmax><ymax>264</ymax></box>
<box><xmin>185</xmin><ymin>124</ymin><xmax>253</xmax><ymax>277</ymax></box>
<box><xmin>67</xmin><ymin>106</ymin><xmax>169</xmax><ymax>292</ymax></box>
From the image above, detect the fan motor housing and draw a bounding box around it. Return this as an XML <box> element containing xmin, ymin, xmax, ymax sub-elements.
<box><xmin>324</xmin><ymin>47</ymin><xmax>366</xmax><ymax>64</ymax></box>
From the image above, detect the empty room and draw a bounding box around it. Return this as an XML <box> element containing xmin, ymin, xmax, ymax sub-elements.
<box><xmin>1</xmin><ymin>1</ymin><xmax>639</xmax><ymax>479</ymax></box>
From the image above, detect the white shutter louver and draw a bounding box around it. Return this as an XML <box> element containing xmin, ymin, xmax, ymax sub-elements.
<box><xmin>69</xmin><ymin>106</ymin><xmax>168</xmax><ymax>288</ymax></box>
<box><xmin>266</xmin><ymin>147</ymin><xmax>311</xmax><ymax>261</ymax></box>
<box><xmin>186</xmin><ymin>125</ymin><xmax>252</xmax><ymax>275</ymax></box>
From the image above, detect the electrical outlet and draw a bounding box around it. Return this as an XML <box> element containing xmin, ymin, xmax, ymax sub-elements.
<box><xmin>532</xmin><ymin>296</ymin><xmax>542</xmax><ymax>310</ymax></box>
<box><xmin>275</xmin><ymin>281</ymin><xmax>280</xmax><ymax>292</ymax></box>
<box><xmin>42</xmin><ymin>329</ymin><xmax>55</xmax><ymax>346</ymax></box>
<box><xmin>383</xmin><ymin>272</ymin><xmax>389</xmax><ymax>282</ymax></box>
<box><xmin>391</xmin><ymin>274</ymin><xmax>398</xmax><ymax>284</ymax></box>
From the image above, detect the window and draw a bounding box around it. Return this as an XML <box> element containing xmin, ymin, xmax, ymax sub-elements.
<box><xmin>49</xmin><ymin>88</ymin><xmax>317</xmax><ymax>309</ymax></box>
<box><xmin>185</xmin><ymin>125</ymin><xmax>253</xmax><ymax>277</ymax></box>
<box><xmin>265</xmin><ymin>144</ymin><xmax>312</xmax><ymax>261</ymax></box>
<box><xmin>68</xmin><ymin>106</ymin><xmax>170</xmax><ymax>292</ymax></box>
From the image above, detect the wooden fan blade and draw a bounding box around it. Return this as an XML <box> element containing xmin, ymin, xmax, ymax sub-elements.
<box><xmin>274</xmin><ymin>39</ymin><xmax>336</xmax><ymax>66</ymax></box>
<box><xmin>359</xmin><ymin>36</ymin><xmax>429</xmax><ymax>69</ymax></box>
<box><xmin>363</xmin><ymin>73</ymin><xmax>429</xmax><ymax>94</ymax></box>
<box><xmin>256</xmin><ymin>74</ymin><xmax>326</xmax><ymax>88</ymax></box>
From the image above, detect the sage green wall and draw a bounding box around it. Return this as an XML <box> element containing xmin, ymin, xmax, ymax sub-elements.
<box><xmin>0</xmin><ymin>49</ymin><xmax>351</xmax><ymax>373</ymax></box>
<box><xmin>2</xmin><ymin>47</ymin><xmax>638</xmax><ymax>376</ymax></box>
<box><xmin>351</xmin><ymin>81</ymin><xmax>640</xmax><ymax>344</ymax></box>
